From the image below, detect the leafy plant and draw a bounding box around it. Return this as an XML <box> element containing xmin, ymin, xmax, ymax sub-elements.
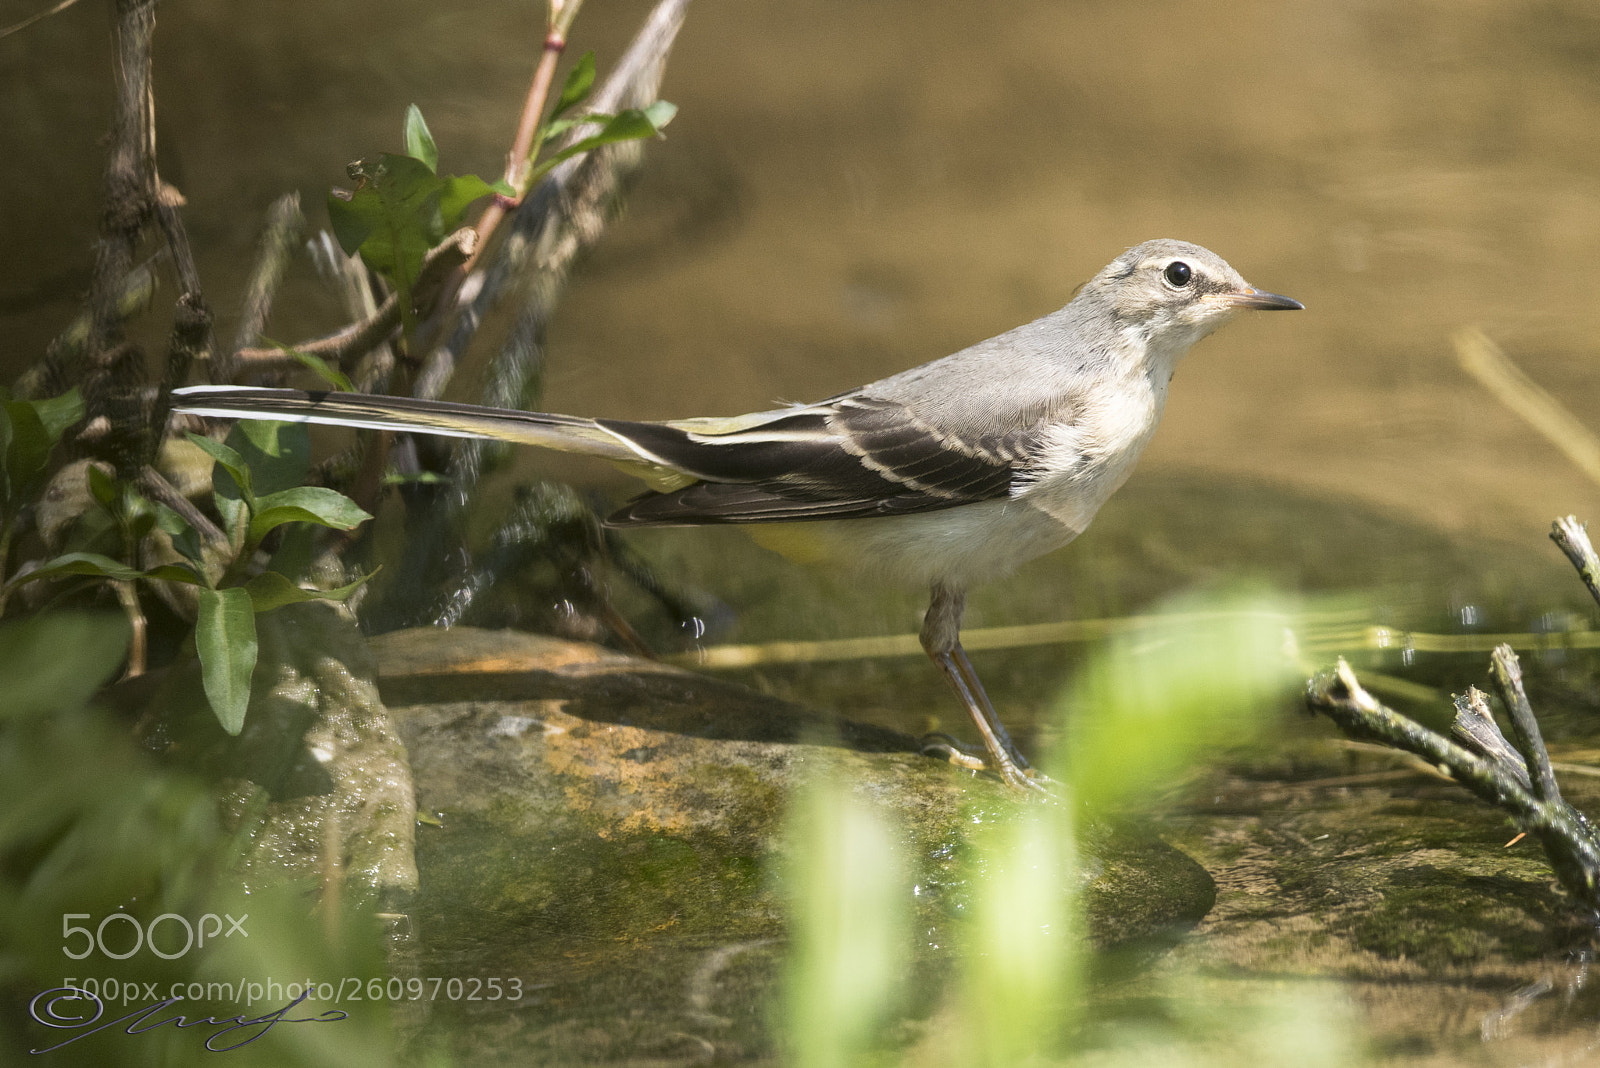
<box><xmin>519</xmin><ymin>53</ymin><xmax>678</xmax><ymax>190</ymax></box>
<box><xmin>0</xmin><ymin>387</ymin><xmax>85</xmax><ymax>591</ymax></box>
<box><xmin>0</xmin><ymin>414</ymin><xmax>373</xmax><ymax>736</ymax></box>
<box><xmin>324</xmin><ymin>60</ymin><xmax>674</xmax><ymax>338</ymax></box>
<box><xmin>0</xmin><ymin>611</ymin><xmax>399</xmax><ymax>1067</ymax></box>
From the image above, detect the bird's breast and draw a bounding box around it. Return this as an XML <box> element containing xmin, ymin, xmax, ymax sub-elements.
<box><xmin>1013</xmin><ymin>376</ymin><xmax>1165</xmax><ymax>532</ymax></box>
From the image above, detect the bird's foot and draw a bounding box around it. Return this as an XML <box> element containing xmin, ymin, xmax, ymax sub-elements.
<box><xmin>919</xmin><ymin>732</ymin><xmax>988</xmax><ymax>771</ymax></box>
<box><xmin>919</xmin><ymin>733</ymin><xmax>1054</xmax><ymax>793</ymax></box>
<box><xmin>995</xmin><ymin>758</ymin><xmax>1054</xmax><ymax>793</ymax></box>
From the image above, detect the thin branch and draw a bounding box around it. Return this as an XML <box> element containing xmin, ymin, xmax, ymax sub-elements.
<box><xmin>1451</xmin><ymin>685</ymin><xmax>1530</xmax><ymax>792</ymax></box>
<box><xmin>465</xmin><ymin>0</ymin><xmax>588</xmax><ymax>275</ymax></box>
<box><xmin>1551</xmin><ymin>515</ymin><xmax>1600</xmax><ymax>610</ymax></box>
<box><xmin>233</xmin><ymin>227</ymin><xmax>476</xmax><ymax>371</ymax></box>
<box><xmin>135</xmin><ymin>464</ymin><xmax>226</xmax><ymax>546</ymax></box>
<box><xmin>1489</xmin><ymin>644</ymin><xmax>1561</xmax><ymax>803</ymax></box>
<box><xmin>149</xmin><ymin>290</ymin><xmax>211</xmax><ymax>462</ymax></box>
<box><xmin>83</xmin><ymin>0</ymin><xmax>159</xmax><ymax>468</ymax></box>
<box><xmin>153</xmin><ymin>186</ymin><xmax>202</xmax><ymax>297</ymax></box>
<box><xmin>1308</xmin><ymin>658</ymin><xmax>1600</xmax><ymax>910</ymax></box>
<box><xmin>0</xmin><ymin>0</ymin><xmax>85</xmax><ymax>40</ymax></box>
<box><xmin>415</xmin><ymin>0</ymin><xmax>689</xmax><ymax>401</ymax></box>
<box><xmin>218</xmin><ymin>192</ymin><xmax>304</xmax><ymax>383</ymax></box>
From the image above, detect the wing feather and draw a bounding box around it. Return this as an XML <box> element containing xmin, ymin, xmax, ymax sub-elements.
<box><xmin>601</xmin><ymin>395</ymin><xmax>1061</xmax><ymax>527</ymax></box>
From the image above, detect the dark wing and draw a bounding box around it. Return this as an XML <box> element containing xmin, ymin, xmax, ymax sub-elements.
<box><xmin>601</xmin><ymin>395</ymin><xmax>1049</xmax><ymax>526</ymax></box>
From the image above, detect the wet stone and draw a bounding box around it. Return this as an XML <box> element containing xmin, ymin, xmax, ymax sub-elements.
<box><xmin>1138</xmin><ymin>738</ymin><xmax>1600</xmax><ymax>1062</ymax></box>
<box><xmin>372</xmin><ymin>626</ymin><xmax>1215</xmax><ymax>1064</ymax></box>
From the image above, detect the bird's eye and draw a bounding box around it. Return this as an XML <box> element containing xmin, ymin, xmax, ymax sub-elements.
<box><xmin>1163</xmin><ymin>261</ymin><xmax>1193</xmax><ymax>287</ymax></box>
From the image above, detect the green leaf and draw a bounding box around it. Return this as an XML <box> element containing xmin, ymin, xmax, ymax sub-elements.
<box><xmin>29</xmin><ymin>387</ymin><xmax>84</xmax><ymax>442</ymax></box>
<box><xmin>403</xmin><ymin>103</ymin><xmax>439</xmax><ymax>173</ymax></box>
<box><xmin>3</xmin><ymin>551</ymin><xmax>203</xmax><ymax>591</ymax></box>
<box><xmin>186</xmin><ymin>433</ymin><xmax>254</xmax><ymax>507</ymax></box>
<box><xmin>326</xmin><ymin>154</ymin><xmax>445</xmax><ymax>337</ymax></box>
<box><xmin>326</xmin><ymin>191</ymin><xmax>373</xmax><ymax>259</ymax></box>
<box><xmin>248</xmin><ymin>486</ymin><xmax>372</xmax><ymax>545</ymax></box>
<box><xmin>260</xmin><ymin>336</ymin><xmax>354</xmax><ymax>392</ymax></box>
<box><xmin>195</xmin><ymin>586</ymin><xmax>256</xmax><ymax>735</ymax></box>
<box><xmin>217</xmin><ymin>496</ymin><xmax>248</xmax><ymax>545</ymax></box>
<box><xmin>85</xmin><ymin>464</ymin><xmax>119</xmax><ymax>509</ymax></box>
<box><xmin>438</xmin><ymin>174</ymin><xmax>499</xmax><ymax>231</ymax></box>
<box><xmin>527</xmin><ymin>102</ymin><xmax>678</xmax><ymax>185</ymax></box>
<box><xmin>0</xmin><ymin>612</ymin><xmax>129</xmax><ymax>719</ymax></box>
<box><xmin>225</xmin><ymin>418</ymin><xmax>310</xmax><ymax>497</ymax></box>
<box><xmin>550</xmin><ymin>52</ymin><xmax>596</xmax><ymax>119</ymax></box>
<box><xmin>641</xmin><ymin>100</ymin><xmax>678</xmax><ymax>130</ymax></box>
<box><xmin>2</xmin><ymin>399</ymin><xmax>50</xmax><ymax>503</ymax></box>
<box><xmin>381</xmin><ymin>469</ymin><xmax>448</xmax><ymax>486</ymax></box>
<box><xmin>537</xmin><ymin>116</ymin><xmax>587</xmax><ymax>144</ymax></box>
<box><xmin>278</xmin><ymin>345</ymin><xmax>355</xmax><ymax>393</ymax></box>
<box><xmin>241</xmin><ymin>567</ymin><xmax>377</xmax><ymax>613</ymax></box>
<box><xmin>155</xmin><ymin>503</ymin><xmax>205</xmax><ymax>565</ymax></box>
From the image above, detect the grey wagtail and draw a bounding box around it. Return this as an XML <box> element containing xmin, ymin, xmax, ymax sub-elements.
<box><xmin>172</xmin><ymin>239</ymin><xmax>1301</xmax><ymax>789</ymax></box>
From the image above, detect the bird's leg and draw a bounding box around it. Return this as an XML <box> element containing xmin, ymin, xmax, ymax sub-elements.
<box><xmin>920</xmin><ymin>583</ymin><xmax>1045</xmax><ymax>790</ymax></box>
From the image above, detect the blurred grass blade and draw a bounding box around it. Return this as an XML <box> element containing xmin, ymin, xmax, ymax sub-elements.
<box><xmin>1454</xmin><ymin>327</ymin><xmax>1600</xmax><ymax>488</ymax></box>
<box><xmin>959</xmin><ymin>801</ymin><xmax>1081</xmax><ymax>1065</ymax></box>
<box><xmin>1061</xmin><ymin>594</ymin><xmax>1296</xmax><ymax>812</ymax></box>
<box><xmin>782</xmin><ymin>766</ymin><xmax>907</xmax><ymax>1068</ymax></box>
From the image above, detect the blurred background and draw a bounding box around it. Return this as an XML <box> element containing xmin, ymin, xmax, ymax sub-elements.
<box><xmin>7</xmin><ymin>0</ymin><xmax>1600</xmax><ymax>547</ymax></box>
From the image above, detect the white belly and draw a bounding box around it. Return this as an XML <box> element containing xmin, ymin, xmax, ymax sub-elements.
<box><xmin>744</xmin><ymin>498</ymin><xmax>1078</xmax><ymax>589</ymax></box>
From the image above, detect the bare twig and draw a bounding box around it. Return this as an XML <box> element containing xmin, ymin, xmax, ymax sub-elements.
<box><xmin>113</xmin><ymin>579</ymin><xmax>147</xmax><ymax>678</ymax></box>
<box><xmin>219</xmin><ymin>192</ymin><xmax>305</xmax><ymax>383</ymax></box>
<box><xmin>135</xmin><ymin>464</ymin><xmax>226</xmax><ymax>546</ymax></box>
<box><xmin>153</xmin><ymin>189</ymin><xmax>203</xmax><ymax>298</ymax></box>
<box><xmin>370</xmin><ymin>0</ymin><xmax>690</xmax><ymax>631</ymax></box>
<box><xmin>233</xmin><ymin>227</ymin><xmax>476</xmax><ymax>371</ymax></box>
<box><xmin>1308</xmin><ymin>659</ymin><xmax>1600</xmax><ymax>910</ymax></box>
<box><xmin>416</xmin><ymin>0</ymin><xmax>689</xmax><ymax>402</ymax></box>
<box><xmin>1451</xmin><ymin>686</ymin><xmax>1531</xmax><ymax>792</ymax></box>
<box><xmin>1488</xmin><ymin>644</ymin><xmax>1561</xmax><ymax>803</ymax></box>
<box><xmin>149</xmin><ymin>290</ymin><xmax>212</xmax><ymax>462</ymax></box>
<box><xmin>1551</xmin><ymin>515</ymin><xmax>1600</xmax><ymax>610</ymax></box>
<box><xmin>0</xmin><ymin>0</ymin><xmax>86</xmax><ymax>40</ymax></box>
<box><xmin>82</xmin><ymin>0</ymin><xmax>159</xmax><ymax>473</ymax></box>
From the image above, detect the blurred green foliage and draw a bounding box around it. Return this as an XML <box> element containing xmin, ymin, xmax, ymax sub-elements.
<box><xmin>776</xmin><ymin>592</ymin><xmax>1362</xmax><ymax>1066</ymax></box>
<box><xmin>0</xmin><ymin>612</ymin><xmax>397</xmax><ymax>1066</ymax></box>
<box><xmin>0</xmin><ymin>405</ymin><xmax>372</xmax><ymax>735</ymax></box>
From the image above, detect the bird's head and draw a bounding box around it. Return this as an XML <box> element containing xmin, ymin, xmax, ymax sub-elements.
<box><xmin>1086</xmin><ymin>239</ymin><xmax>1301</xmax><ymax>359</ymax></box>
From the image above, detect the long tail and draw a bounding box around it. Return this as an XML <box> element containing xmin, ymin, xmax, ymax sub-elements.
<box><xmin>170</xmin><ymin>385</ymin><xmax>644</xmax><ymax>463</ymax></box>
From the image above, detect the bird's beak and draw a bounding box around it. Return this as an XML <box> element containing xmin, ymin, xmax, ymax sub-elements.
<box><xmin>1225</xmin><ymin>287</ymin><xmax>1304</xmax><ymax>311</ymax></box>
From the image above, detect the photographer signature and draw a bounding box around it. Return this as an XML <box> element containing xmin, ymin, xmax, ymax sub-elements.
<box><xmin>27</xmin><ymin>986</ymin><xmax>347</xmax><ymax>1054</ymax></box>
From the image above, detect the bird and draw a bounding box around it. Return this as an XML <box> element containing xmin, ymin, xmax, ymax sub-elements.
<box><xmin>172</xmin><ymin>239</ymin><xmax>1301</xmax><ymax>789</ymax></box>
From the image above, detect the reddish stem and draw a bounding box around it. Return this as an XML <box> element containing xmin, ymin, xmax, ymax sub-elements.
<box><xmin>466</xmin><ymin>31</ymin><xmax>567</xmax><ymax>274</ymax></box>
